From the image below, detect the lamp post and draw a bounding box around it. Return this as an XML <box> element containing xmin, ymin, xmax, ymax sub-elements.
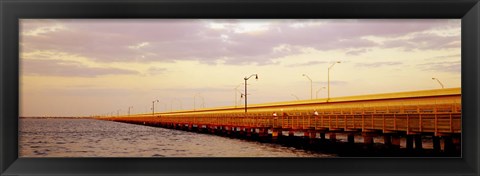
<box><xmin>236</xmin><ymin>89</ymin><xmax>244</xmax><ymax>107</ymax></box>
<box><xmin>235</xmin><ymin>83</ymin><xmax>243</xmax><ymax>107</ymax></box>
<box><xmin>316</xmin><ymin>87</ymin><xmax>326</xmax><ymax>99</ymax></box>
<box><xmin>328</xmin><ymin>61</ymin><xmax>341</xmax><ymax>101</ymax></box>
<box><xmin>244</xmin><ymin>74</ymin><xmax>258</xmax><ymax>113</ymax></box>
<box><xmin>432</xmin><ymin>77</ymin><xmax>445</xmax><ymax>89</ymax></box>
<box><xmin>152</xmin><ymin>99</ymin><xmax>159</xmax><ymax>115</ymax></box>
<box><xmin>116</xmin><ymin>109</ymin><xmax>121</xmax><ymax>117</ymax></box>
<box><xmin>128</xmin><ymin>106</ymin><xmax>133</xmax><ymax>116</ymax></box>
<box><xmin>302</xmin><ymin>74</ymin><xmax>313</xmax><ymax>100</ymax></box>
<box><xmin>291</xmin><ymin>94</ymin><xmax>300</xmax><ymax>100</ymax></box>
<box><xmin>239</xmin><ymin>93</ymin><xmax>244</xmax><ymax>106</ymax></box>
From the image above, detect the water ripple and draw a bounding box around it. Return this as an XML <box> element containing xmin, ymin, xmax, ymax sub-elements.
<box><xmin>19</xmin><ymin>118</ymin><xmax>334</xmax><ymax>157</ymax></box>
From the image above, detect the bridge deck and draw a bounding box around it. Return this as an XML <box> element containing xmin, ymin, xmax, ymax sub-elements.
<box><xmin>102</xmin><ymin>88</ymin><xmax>461</xmax><ymax>136</ymax></box>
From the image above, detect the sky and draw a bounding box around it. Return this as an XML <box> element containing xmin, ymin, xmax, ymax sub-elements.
<box><xmin>19</xmin><ymin>19</ymin><xmax>461</xmax><ymax>117</ymax></box>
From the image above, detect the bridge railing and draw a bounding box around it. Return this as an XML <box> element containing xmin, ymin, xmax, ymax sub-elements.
<box><xmin>104</xmin><ymin>100</ymin><xmax>461</xmax><ymax>135</ymax></box>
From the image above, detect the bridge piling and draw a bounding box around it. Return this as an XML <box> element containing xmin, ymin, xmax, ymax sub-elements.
<box><xmin>288</xmin><ymin>131</ymin><xmax>294</xmax><ymax>137</ymax></box>
<box><xmin>309</xmin><ymin>131</ymin><xmax>317</xmax><ymax>144</ymax></box>
<box><xmin>414</xmin><ymin>135</ymin><xmax>423</xmax><ymax>151</ymax></box>
<box><xmin>391</xmin><ymin>135</ymin><xmax>401</xmax><ymax>148</ymax></box>
<box><xmin>347</xmin><ymin>133</ymin><xmax>355</xmax><ymax>144</ymax></box>
<box><xmin>246</xmin><ymin>128</ymin><xmax>252</xmax><ymax>137</ymax></box>
<box><xmin>221</xmin><ymin>126</ymin><xmax>226</xmax><ymax>135</ymax></box>
<box><xmin>453</xmin><ymin>136</ymin><xmax>461</xmax><ymax>152</ymax></box>
<box><xmin>363</xmin><ymin>134</ymin><xmax>374</xmax><ymax>146</ymax></box>
<box><xmin>320</xmin><ymin>133</ymin><xmax>326</xmax><ymax>141</ymax></box>
<box><xmin>406</xmin><ymin>135</ymin><xmax>414</xmax><ymax>150</ymax></box>
<box><xmin>432</xmin><ymin>136</ymin><xmax>441</xmax><ymax>152</ymax></box>
<box><xmin>329</xmin><ymin>133</ymin><xmax>337</xmax><ymax>142</ymax></box>
<box><xmin>272</xmin><ymin>128</ymin><xmax>282</xmax><ymax>143</ymax></box>
<box><xmin>383</xmin><ymin>134</ymin><xmax>392</xmax><ymax>146</ymax></box>
<box><xmin>444</xmin><ymin>136</ymin><xmax>454</xmax><ymax>154</ymax></box>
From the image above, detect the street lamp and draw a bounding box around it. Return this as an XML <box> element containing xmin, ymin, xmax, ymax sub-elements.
<box><xmin>291</xmin><ymin>94</ymin><xmax>300</xmax><ymax>100</ymax></box>
<box><xmin>116</xmin><ymin>109</ymin><xmax>121</xmax><ymax>117</ymax></box>
<box><xmin>302</xmin><ymin>74</ymin><xmax>313</xmax><ymax>100</ymax></box>
<box><xmin>234</xmin><ymin>83</ymin><xmax>243</xmax><ymax>107</ymax></box>
<box><xmin>244</xmin><ymin>74</ymin><xmax>258</xmax><ymax>113</ymax></box>
<box><xmin>316</xmin><ymin>87</ymin><xmax>326</xmax><ymax>99</ymax></box>
<box><xmin>152</xmin><ymin>100</ymin><xmax>159</xmax><ymax>116</ymax></box>
<box><xmin>236</xmin><ymin>89</ymin><xmax>244</xmax><ymax>107</ymax></box>
<box><xmin>239</xmin><ymin>93</ymin><xmax>244</xmax><ymax>106</ymax></box>
<box><xmin>432</xmin><ymin>77</ymin><xmax>445</xmax><ymax>89</ymax></box>
<box><xmin>128</xmin><ymin>106</ymin><xmax>133</xmax><ymax>116</ymax></box>
<box><xmin>328</xmin><ymin>61</ymin><xmax>341</xmax><ymax>101</ymax></box>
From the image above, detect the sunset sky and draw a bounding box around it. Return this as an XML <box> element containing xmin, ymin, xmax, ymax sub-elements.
<box><xmin>19</xmin><ymin>19</ymin><xmax>461</xmax><ymax>117</ymax></box>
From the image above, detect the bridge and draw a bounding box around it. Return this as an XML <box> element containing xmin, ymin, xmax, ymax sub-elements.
<box><xmin>99</xmin><ymin>88</ymin><xmax>461</xmax><ymax>155</ymax></box>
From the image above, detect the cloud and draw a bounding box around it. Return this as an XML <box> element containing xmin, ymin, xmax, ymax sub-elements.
<box><xmin>21</xmin><ymin>59</ymin><xmax>139</xmax><ymax>77</ymax></box>
<box><xmin>355</xmin><ymin>61</ymin><xmax>403</xmax><ymax>68</ymax></box>
<box><xmin>128</xmin><ymin>42</ymin><xmax>150</xmax><ymax>49</ymax></box>
<box><xmin>346</xmin><ymin>48</ymin><xmax>371</xmax><ymax>55</ymax></box>
<box><xmin>382</xmin><ymin>33</ymin><xmax>460</xmax><ymax>51</ymax></box>
<box><xmin>287</xmin><ymin>61</ymin><xmax>327</xmax><ymax>67</ymax></box>
<box><xmin>20</xmin><ymin>19</ymin><xmax>460</xmax><ymax>65</ymax></box>
<box><xmin>427</xmin><ymin>54</ymin><xmax>461</xmax><ymax>60</ymax></box>
<box><xmin>21</xmin><ymin>20</ymin><xmax>67</xmax><ymax>36</ymax></box>
<box><xmin>418</xmin><ymin>61</ymin><xmax>461</xmax><ymax>73</ymax></box>
<box><xmin>33</xmin><ymin>87</ymin><xmax>136</xmax><ymax>97</ymax></box>
<box><xmin>147</xmin><ymin>67</ymin><xmax>167</xmax><ymax>75</ymax></box>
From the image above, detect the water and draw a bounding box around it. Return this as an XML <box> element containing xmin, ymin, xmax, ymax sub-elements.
<box><xmin>19</xmin><ymin>118</ymin><xmax>335</xmax><ymax>157</ymax></box>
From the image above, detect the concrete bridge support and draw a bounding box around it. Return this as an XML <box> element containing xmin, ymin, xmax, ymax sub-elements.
<box><xmin>309</xmin><ymin>131</ymin><xmax>317</xmax><ymax>144</ymax></box>
<box><xmin>442</xmin><ymin>135</ymin><xmax>460</xmax><ymax>154</ymax></box>
<box><xmin>246</xmin><ymin>128</ymin><xmax>252</xmax><ymax>137</ymax></box>
<box><xmin>414</xmin><ymin>135</ymin><xmax>423</xmax><ymax>151</ymax></box>
<box><xmin>433</xmin><ymin>136</ymin><xmax>441</xmax><ymax>152</ymax></box>
<box><xmin>320</xmin><ymin>133</ymin><xmax>326</xmax><ymax>141</ymax></box>
<box><xmin>329</xmin><ymin>133</ymin><xmax>337</xmax><ymax>142</ymax></box>
<box><xmin>444</xmin><ymin>136</ymin><xmax>454</xmax><ymax>153</ymax></box>
<box><xmin>288</xmin><ymin>131</ymin><xmax>295</xmax><ymax>137</ymax></box>
<box><xmin>453</xmin><ymin>136</ymin><xmax>461</xmax><ymax>152</ymax></box>
<box><xmin>362</xmin><ymin>133</ymin><xmax>375</xmax><ymax>148</ymax></box>
<box><xmin>271</xmin><ymin>128</ymin><xmax>282</xmax><ymax>143</ymax></box>
<box><xmin>383</xmin><ymin>134</ymin><xmax>392</xmax><ymax>146</ymax></box>
<box><xmin>347</xmin><ymin>133</ymin><xmax>355</xmax><ymax>144</ymax></box>
<box><xmin>391</xmin><ymin>135</ymin><xmax>401</xmax><ymax>148</ymax></box>
<box><xmin>406</xmin><ymin>135</ymin><xmax>414</xmax><ymax>150</ymax></box>
<box><xmin>257</xmin><ymin>128</ymin><xmax>269</xmax><ymax>142</ymax></box>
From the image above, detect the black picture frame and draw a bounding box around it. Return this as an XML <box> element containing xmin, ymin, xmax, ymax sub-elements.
<box><xmin>1</xmin><ymin>0</ymin><xmax>479</xmax><ymax>175</ymax></box>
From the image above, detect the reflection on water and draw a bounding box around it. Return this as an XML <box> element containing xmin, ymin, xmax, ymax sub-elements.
<box><xmin>19</xmin><ymin>118</ymin><xmax>335</xmax><ymax>157</ymax></box>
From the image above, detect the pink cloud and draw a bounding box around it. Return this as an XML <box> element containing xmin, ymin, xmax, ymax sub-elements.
<box><xmin>383</xmin><ymin>33</ymin><xmax>460</xmax><ymax>51</ymax></box>
<box><xmin>22</xmin><ymin>59</ymin><xmax>139</xmax><ymax>77</ymax></box>
<box><xmin>21</xmin><ymin>19</ymin><xmax>460</xmax><ymax>65</ymax></box>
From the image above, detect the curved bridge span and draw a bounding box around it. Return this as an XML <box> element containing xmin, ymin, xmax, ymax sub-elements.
<box><xmin>100</xmin><ymin>88</ymin><xmax>461</xmax><ymax>155</ymax></box>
